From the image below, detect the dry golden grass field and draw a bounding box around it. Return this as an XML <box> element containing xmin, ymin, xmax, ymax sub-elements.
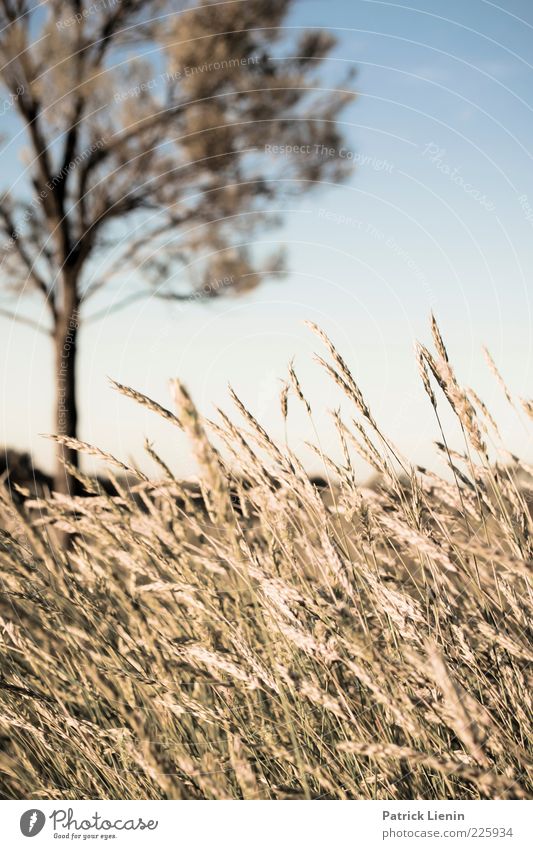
<box><xmin>0</xmin><ymin>318</ymin><xmax>532</xmax><ymax>800</ymax></box>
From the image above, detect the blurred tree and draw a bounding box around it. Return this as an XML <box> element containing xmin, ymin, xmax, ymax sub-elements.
<box><xmin>0</xmin><ymin>0</ymin><xmax>355</xmax><ymax>493</ymax></box>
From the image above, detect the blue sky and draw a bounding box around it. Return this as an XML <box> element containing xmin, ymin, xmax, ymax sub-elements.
<box><xmin>1</xmin><ymin>0</ymin><xmax>532</xmax><ymax>479</ymax></box>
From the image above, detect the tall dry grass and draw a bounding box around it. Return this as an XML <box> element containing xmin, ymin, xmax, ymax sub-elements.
<box><xmin>0</xmin><ymin>319</ymin><xmax>531</xmax><ymax>800</ymax></box>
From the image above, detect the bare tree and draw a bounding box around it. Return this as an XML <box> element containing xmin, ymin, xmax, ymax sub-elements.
<box><xmin>0</xmin><ymin>0</ymin><xmax>355</xmax><ymax>494</ymax></box>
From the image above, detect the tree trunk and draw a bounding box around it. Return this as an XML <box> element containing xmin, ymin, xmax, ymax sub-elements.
<box><xmin>53</xmin><ymin>277</ymin><xmax>80</xmax><ymax>496</ymax></box>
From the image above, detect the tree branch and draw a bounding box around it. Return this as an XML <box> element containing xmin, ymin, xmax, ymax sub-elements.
<box><xmin>0</xmin><ymin>202</ymin><xmax>54</xmax><ymax>312</ymax></box>
<box><xmin>0</xmin><ymin>305</ymin><xmax>52</xmax><ymax>336</ymax></box>
<box><xmin>81</xmin><ymin>213</ymin><xmax>192</xmax><ymax>303</ymax></box>
<box><xmin>4</xmin><ymin>47</ymin><xmax>72</xmax><ymax>258</ymax></box>
<box><xmin>85</xmin><ymin>288</ymin><xmax>196</xmax><ymax>323</ymax></box>
<box><xmin>78</xmin><ymin>102</ymin><xmax>185</xmax><ymax>190</ymax></box>
<box><xmin>85</xmin><ymin>290</ymin><xmax>149</xmax><ymax>322</ymax></box>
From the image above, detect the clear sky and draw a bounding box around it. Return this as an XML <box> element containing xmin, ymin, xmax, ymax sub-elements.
<box><xmin>1</xmin><ymin>0</ymin><xmax>532</xmax><ymax>479</ymax></box>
